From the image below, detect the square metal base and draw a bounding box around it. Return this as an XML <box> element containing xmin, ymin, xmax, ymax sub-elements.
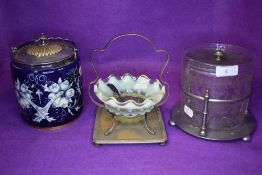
<box><xmin>93</xmin><ymin>107</ymin><xmax>167</xmax><ymax>145</ymax></box>
<box><xmin>169</xmin><ymin>102</ymin><xmax>256</xmax><ymax>141</ymax></box>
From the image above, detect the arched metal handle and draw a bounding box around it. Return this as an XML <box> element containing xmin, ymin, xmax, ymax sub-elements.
<box><xmin>88</xmin><ymin>33</ymin><xmax>170</xmax><ymax>107</ymax></box>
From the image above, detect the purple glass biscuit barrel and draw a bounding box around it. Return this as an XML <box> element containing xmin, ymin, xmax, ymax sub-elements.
<box><xmin>169</xmin><ymin>43</ymin><xmax>256</xmax><ymax>141</ymax></box>
<box><xmin>11</xmin><ymin>34</ymin><xmax>83</xmax><ymax>128</ymax></box>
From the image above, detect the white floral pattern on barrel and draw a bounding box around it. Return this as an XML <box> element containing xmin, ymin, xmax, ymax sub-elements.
<box><xmin>15</xmin><ymin>77</ymin><xmax>78</xmax><ymax>123</ymax></box>
<box><xmin>94</xmin><ymin>74</ymin><xmax>165</xmax><ymax>117</ymax></box>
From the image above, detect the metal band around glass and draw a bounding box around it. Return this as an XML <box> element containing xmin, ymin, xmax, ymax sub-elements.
<box><xmin>183</xmin><ymin>90</ymin><xmax>250</xmax><ymax>103</ymax></box>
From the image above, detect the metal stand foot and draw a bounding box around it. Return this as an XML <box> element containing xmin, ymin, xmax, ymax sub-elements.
<box><xmin>93</xmin><ymin>142</ymin><xmax>101</xmax><ymax>148</ymax></box>
<box><xmin>104</xmin><ymin>114</ymin><xmax>116</xmax><ymax>136</ymax></box>
<box><xmin>144</xmin><ymin>113</ymin><xmax>156</xmax><ymax>135</ymax></box>
<box><xmin>199</xmin><ymin>129</ymin><xmax>207</xmax><ymax>137</ymax></box>
<box><xmin>169</xmin><ymin>119</ymin><xmax>176</xmax><ymax>126</ymax></box>
<box><xmin>159</xmin><ymin>141</ymin><xmax>167</xmax><ymax>146</ymax></box>
<box><xmin>242</xmin><ymin>135</ymin><xmax>252</xmax><ymax>142</ymax></box>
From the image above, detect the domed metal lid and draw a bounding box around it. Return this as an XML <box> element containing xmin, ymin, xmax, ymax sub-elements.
<box><xmin>185</xmin><ymin>43</ymin><xmax>254</xmax><ymax>66</ymax></box>
<box><xmin>12</xmin><ymin>34</ymin><xmax>77</xmax><ymax>68</ymax></box>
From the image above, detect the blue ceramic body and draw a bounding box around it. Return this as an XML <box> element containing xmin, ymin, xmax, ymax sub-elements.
<box><xmin>11</xmin><ymin>58</ymin><xmax>83</xmax><ymax>127</ymax></box>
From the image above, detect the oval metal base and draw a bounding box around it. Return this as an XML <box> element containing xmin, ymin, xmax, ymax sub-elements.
<box><xmin>170</xmin><ymin>102</ymin><xmax>256</xmax><ymax>141</ymax></box>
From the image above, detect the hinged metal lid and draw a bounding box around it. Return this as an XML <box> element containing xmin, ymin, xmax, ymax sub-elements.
<box><xmin>12</xmin><ymin>34</ymin><xmax>76</xmax><ymax>68</ymax></box>
<box><xmin>185</xmin><ymin>43</ymin><xmax>254</xmax><ymax>66</ymax></box>
<box><xmin>184</xmin><ymin>43</ymin><xmax>254</xmax><ymax>75</ymax></box>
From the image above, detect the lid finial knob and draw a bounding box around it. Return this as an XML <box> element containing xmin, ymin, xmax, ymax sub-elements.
<box><xmin>26</xmin><ymin>33</ymin><xmax>63</xmax><ymax>57</ymax></box>
<box><xmin>214</xmin><ymin>50</ymin><xmax>224</xmax><ymax>61</ymax></box>
<box><xmin>39</xmin><ymin>33</ymin><xmax>48</xmax><ymax>45</ymax></box>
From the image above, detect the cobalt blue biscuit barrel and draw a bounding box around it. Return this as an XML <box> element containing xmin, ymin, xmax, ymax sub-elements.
<box><xmin>11</xmin><ymin>34</ymin><xmax>83</xmax><ymax>128</ymax></box>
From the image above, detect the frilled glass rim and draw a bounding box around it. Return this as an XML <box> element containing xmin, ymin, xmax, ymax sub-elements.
<box><xmin>94</xmin><ymin>73</ymin><xmax>166</xmax><ymax>107</ymax></box>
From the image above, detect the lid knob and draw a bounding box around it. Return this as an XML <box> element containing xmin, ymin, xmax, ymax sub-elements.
<box><xmin>214</xmin><ymin>50</ymin><xmax>224</xmax><ymax>61</ymax></box>
<box><xmin>26</xmin><ymin>34</ymin><xmax>63</xmax><ymax>57</ymax></box>
<box><xmin>39</xmin><ymin>33</ymin><xmax>48</xmax><ymax>45</ymax></box>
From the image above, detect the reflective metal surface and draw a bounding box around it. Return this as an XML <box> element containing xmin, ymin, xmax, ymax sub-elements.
<box><xmin>93</xmin><ymin>107</ymin><xmax>167</xmax><ymax>145</ymax></box>
<box><xmin>169</xmin><ymin>43</ymin><xmax>256</xmax><ymax>141</ymax></box>
<box><xmin>170</xmin><ymin>102</ymin><xmax>256</xmax><ymax>141</ymax></box>
<box><xmin>88</xmin><ymin>33</ymin><xmax>170</xmax><ymax>108</ymax></box>
<box><xmin>88</xmin><ymin>33</ymin><xmax>169</xmax><ymax>145</ymax></box>
<box><xmin>12</xmin><ymin>34</ymin><xmax>76</xmax><ymax>69</ymax></box>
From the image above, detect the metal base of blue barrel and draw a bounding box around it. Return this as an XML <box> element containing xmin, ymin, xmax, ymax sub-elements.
<box><xmin>169</xmin><ymin>102</ymin><xmax>256</xmax><ymax>141</ymax></box>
